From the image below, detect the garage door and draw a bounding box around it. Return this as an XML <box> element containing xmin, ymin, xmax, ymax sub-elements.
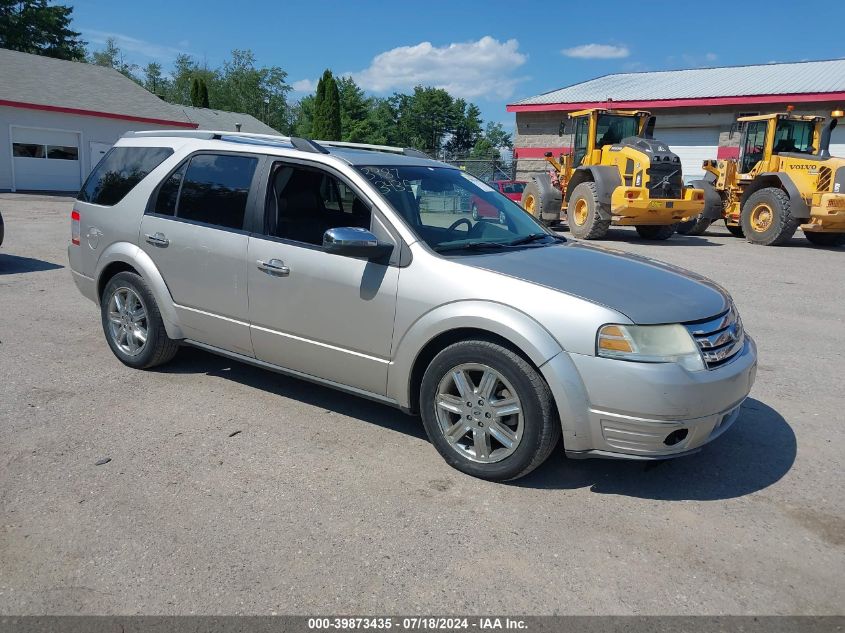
<box><xmin>12</xmin><ymin>127</ymin><xmax>81</xmax><ymax>191</ymax></box>
<box><xmin>652</xmin><ymin>126</ymin><xmax>720</xmax><ymax>182</ymax></box>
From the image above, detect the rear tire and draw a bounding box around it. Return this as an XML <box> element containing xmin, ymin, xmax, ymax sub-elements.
<box><xmin>420</xmin><ymin>340</ymin><xmax>560</xmax><ymax>481</ymax></box>
<box><xmin>676</xmin><ymin>216</ymin><xmax>712</xmax><ymax>236</ymax></box>
<box><xmin>804</xmin><ymin>231</ymin><xmax>845</xmax><ymax>247</ymax></box>
<box><xmin>741</xmin><ymin>187</ymin><xmax>800</xmax><ymax>246</ymax></box>
<box><xmin>100</xmin><ymin>271</ymin><xmax>179</xmax><ymax>369</ymax></box>
<box><xmin>725</xmin><ymin>222</ymin><xmax>745</xmax><ymax>238</ymax></box>
<box><xmin>567</xmin><ymin>181</ymin><xmax>611</xmax><ymax>240</ymax></box>
<box><xmin>521</xmin><ymin>175</ymin><xmax>562</xmax><ymax>222</ymax></box>
<box><xmin>635</xmin><ymin>224</ymin><xmax>677</xmax><ymax>240</ymax></box>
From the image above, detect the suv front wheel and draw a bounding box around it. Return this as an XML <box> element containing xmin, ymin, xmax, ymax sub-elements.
<box><xmin>420</xmin><ymin>340</ymin><xmax>560</xmax><ymax>481</ymax></box>
<box><xmin>101</xmin><ymin>271</ymin><xmax>179</xmax><ymax>369</ymax></box>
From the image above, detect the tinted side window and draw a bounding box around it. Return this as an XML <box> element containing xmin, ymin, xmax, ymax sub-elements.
<box><xmin>79</xmin><ymin>146</ymin><xmax>173</xmax><ymax>206</ymax></box>
<box><xmin>154</xmin><ymin>163</ymin><xmax>186</xmax><ymax>217</ymax></box>
<box><xmin>176</xmin><ymin>154</ymin><xmax>258</xmax><ymax>230</ymax></box>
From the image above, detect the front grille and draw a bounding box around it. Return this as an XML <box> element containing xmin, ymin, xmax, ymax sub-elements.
<box><xmin>684</xmin><ymin>306</ymin><xmax>745</xmax><ymax>369</ymax></box>
<box><xmin>646</xmin><ymin>160</ymin><xmax>683</xmax><ymax>199</ymax></box>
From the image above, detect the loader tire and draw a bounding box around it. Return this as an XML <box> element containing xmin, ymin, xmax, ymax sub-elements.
<box><xmin>803</xmin><ymin>232</ymin><xmax>845</xmax><ymax>247</ymax></box>
<box><xmin>567</xmin><ymin>182</ymin><xmax>610</xmax><ymax>240</ymax></box>
<box><xmin>676</xmin><ymin>216</ymin><xmax>712</xmax><ymax>236</ymax></box>
<box><xmin>635</xmin><ymin>224</ymin><xmax>677</xmax><ymax>240</ymax></box>
<box><xmin>741</xmin><ymin>187</ymin><xmax>800</xmax><ymax>246</ymax></box>
<box><xmin>725</xmin><ymin>222</ymin><xmax>745</xmax><ymax>238</ymax></box>
<box><xmin>521</xmin><ymin>175</ymin><xmax>562</xmax><ymax>223</ymax></box>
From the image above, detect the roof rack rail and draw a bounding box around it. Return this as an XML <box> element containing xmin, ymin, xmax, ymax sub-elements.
<box><xmin>290</xmin><ymin>137</ymin><xmax>330</xmax><ymax>154</ymax></box>
<box><xmin>123</xmin><ymin>129</ymin><xmax>293</xmax><ymax>142</ymax></box>
<box><xmin>314</xmin><ymin>140</ymin><xmax>432</xmax><ymax>158</ymax></box>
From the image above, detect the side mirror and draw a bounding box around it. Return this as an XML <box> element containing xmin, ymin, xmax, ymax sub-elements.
<box><xmin>323</xmin><ymin>227</ymin><xmax>393</xmax><ymax>260</ymax></box>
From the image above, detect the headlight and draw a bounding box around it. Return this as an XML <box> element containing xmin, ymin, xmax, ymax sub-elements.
<box><xmin>597</xmin><ymin>323</ymin><xmax>705</xmax><ymax>371</ymax></box>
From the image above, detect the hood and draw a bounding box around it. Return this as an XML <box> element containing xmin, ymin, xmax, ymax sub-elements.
<box><xmin>461</xmin><ymin>242</ymin><xmax>730</xmax><ymax>324</ymax></box>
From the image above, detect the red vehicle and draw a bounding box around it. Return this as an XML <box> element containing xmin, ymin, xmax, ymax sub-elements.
<box><xmin>470</xmin><ymin>180</ymin><xmax>527</xmax><ymax>223</ymax></box>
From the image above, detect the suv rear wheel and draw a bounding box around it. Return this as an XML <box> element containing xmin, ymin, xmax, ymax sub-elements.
<box><xmin>101</xmin><ymin>271</ymin><xmax>179</xmax><ymax>369</ymax></box>
<box><xmin>420</xmin><ymin>340</ymin><xmax>560</xmax><ymax>481</ymax></box>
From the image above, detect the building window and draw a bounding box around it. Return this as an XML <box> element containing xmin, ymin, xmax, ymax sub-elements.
<box><xmin>46</xmin><ymin>145</ymin><xmax>79</xmax><ymax>160</ymax></box>
<box><xmin>12</xmin><ymin>143</ymin><xmax>46</xmax><ymax>158</ymax></box>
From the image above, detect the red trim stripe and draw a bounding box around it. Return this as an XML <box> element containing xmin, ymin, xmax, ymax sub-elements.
<box><xmin>506</xmin><ymin>91</ymin><xmax>845</xmax><ymax>113</ymax></box>
<box><xmin>717</xmin><ymin>146</ymin><xmax>740</xmax><ymax>159</ymax></box>
<box><xmin>513</xmin><ymin>146</ymin><xmax>571</xmax><ymax>159</ymax></box>
<box><xmin>0</xmin><ymin>99</ymin><xmax>198</xmax><ymax>128</ymax></box>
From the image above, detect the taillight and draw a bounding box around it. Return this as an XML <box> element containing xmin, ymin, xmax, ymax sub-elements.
<box><xmin>71</xmin><ymin>210</ymin><xmax>81</xmax><ymax>245</ymax></box>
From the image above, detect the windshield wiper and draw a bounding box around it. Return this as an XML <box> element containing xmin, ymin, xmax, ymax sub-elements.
<box><xmin>433</xmin><ymin>241</ymin><xmax>510</xmax><ymax>253</ymax></box>
<box><xmin>506</xmin><ymin>233</ymin><xmax>561</xmax><ymax>246</ymax></box>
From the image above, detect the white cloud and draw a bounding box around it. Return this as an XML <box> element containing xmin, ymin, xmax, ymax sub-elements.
<box><xmin>351</xmin><ymin>36</ymin><xmax>527</xmax><ymax>100</ymax></box>
<box><xmin>562</xmin><ymin>44</ymin><xmax>630</xmax><ymax>59</ymax></box>
<box><xmin>291</xmin><ymin>79</ymin><xmax>316</xmax><ymax>93</ymax></box>
<box><xmin>705</xmin><ymin>52</ymin><xmax>718</xmax><ymax>62</ymax></box>
<box><xmin>82</xmin><ymin>28</ymin><xmax>187</xmax><ymax>60</ymax></box>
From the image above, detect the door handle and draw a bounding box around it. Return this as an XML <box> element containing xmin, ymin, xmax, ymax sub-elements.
<box><xmin>257</xmin><ymin>258</ymin><xmax>290</xmax><ymax>276</ymax></box>
<box><xmin>144</xmin><ymin>232</ymin><xmax>169</xmax><ymax>247</ymax></box>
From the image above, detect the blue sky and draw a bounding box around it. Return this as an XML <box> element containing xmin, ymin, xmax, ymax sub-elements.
<box><xmin>71</xmin><ymin>0</ymin><xmax>845</xmax><ymax>127</ymax></box>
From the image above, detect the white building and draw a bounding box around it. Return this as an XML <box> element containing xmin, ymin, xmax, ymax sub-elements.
<box><xmin>508</xmin><ymin>59</ymin><xmax>845</xmax><ymax>181</ymax></box>
<box><xmin>0</xmin><ymin>48</ymin><xmax>279</xmax><ymax>192</ymax></box>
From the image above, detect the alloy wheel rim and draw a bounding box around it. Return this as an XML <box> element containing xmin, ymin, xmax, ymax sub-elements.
<box><xmin>434</xmin><ymin>363</ymin><xmax>524</xmax><ymax>464</ymax></box>
<box><xmin>573</xmin><ymin>198</ymin><xmax>588</xmax><ymax>226</ymax></box>
<box><xmin>750</xmin><ymin>203</ymin><xmax>773</xmax><ymax>232</ymax></box>
<box><xmin>107</xmin><ymin>287</ymin><xmax>148</xmax><ymax>356</ymax></box>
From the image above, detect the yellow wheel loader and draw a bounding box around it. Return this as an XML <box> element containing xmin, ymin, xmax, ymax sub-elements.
<box><xmin>521</xmin><ymin>108</ymin><xmax>705</xmax><ymax>240</ymax></box>
<box><xmin>678</xmin><ymin>109</ymin><xmax>845</xmax><ymax>246</ymax></box>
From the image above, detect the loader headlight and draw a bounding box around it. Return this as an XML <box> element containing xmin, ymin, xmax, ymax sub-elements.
<box><xmin>597</xmin><ymin>324</ymin><xmax>705</xmax><ymax>371</ymax></box>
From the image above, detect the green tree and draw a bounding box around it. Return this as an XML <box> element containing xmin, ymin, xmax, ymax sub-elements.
<box><xmin>312</xmin><ymin>69</ymin><xmax>341</xmax><ymax>140</ymax></box>
<box><xmin>445</xmin><ymin>100</ymin><xmax>482</xmax><ymax>157</ymax></box>
<box><xmin>89</xmin><ymin>37</ymin><xmax>138</xmax><ymax>80</ymax></box>
<box><xmin>338</xmin><ymin>76</ymin><xmax>373</xmax><ymax>143</ymax></box>
<box><xmin>291</xmin><ymin>94</ymin><xmax>316</xmax><ymax>137</ymax></box>
<box><xmin>190</xmin><ymin>76</ymin><xmax>209</xmax><ymax>108</ymax></box>
<box><xmin>0</xmin><ymin>0</ymin><xmax>85</xmax><ymax>60</ymax></box>
<box><xmin>142</xmin><ymin>61</ymin><xmax>169</xmax><ymax>97</ymax></box>
<box><xmin>212</xmin><ymin>49</ymin><xmax>290</xmax><ymax>130</ymax></box>
<box><xmin>483</xmin><ymin>121</ymin><xmax>513</xmax><ymax>149</ymax></box>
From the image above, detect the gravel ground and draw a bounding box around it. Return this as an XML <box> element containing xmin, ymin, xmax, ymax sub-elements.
<box><xmin>0</xmin><ymin>193</ymin><xmax>843</xmax><ymax>615</ymax></box>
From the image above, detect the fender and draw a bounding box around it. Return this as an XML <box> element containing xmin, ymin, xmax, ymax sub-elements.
<box><xmin>690</xmin><ymin>179</ymin><xmax>725</xmax><ymax>221</ymax></box>
<box><xmin>741</xmin><ymin>172</ymin><xmax>811</xmax><ymax>219</ymax></box>
<box><xmin>566</xmin><ymin>166</ymin><xmax>621</xmax><ymax>220</ymax></box>
<box><xmin>387</xmin><ymin>300</ymin><xmax>564</xmax><ymax>409</ymax></box>
<box><xmin>96</xmin><ymin>242</ymin><xmax>185</xmax><ymax>339</ymax></box>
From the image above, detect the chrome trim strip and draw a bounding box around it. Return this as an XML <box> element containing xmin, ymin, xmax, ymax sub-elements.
<box><xmin>687</xmin><ymin>308</ymin><xmax>736</xmax><ymax>336</ymax></box>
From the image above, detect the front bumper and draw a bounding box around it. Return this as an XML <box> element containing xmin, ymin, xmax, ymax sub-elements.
<box><xmin>610</xmin><ymin>187</ymin><xmax>705</xmax><ymax>225</ymax></box>
<box><xmin>540</xmin><ymin>336</ymin><xmax>757</xmax><ymax>459</ymax></box>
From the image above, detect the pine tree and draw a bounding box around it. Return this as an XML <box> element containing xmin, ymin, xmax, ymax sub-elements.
<box><xmin>312</xmin><ymin>69</ymin><xmax>341</xmax><ymax>140</ymax></box>
<box><xmin>0</xmin><ymin>0</ymin><xmax>86</xmax><ymax>61</ymax></box>
<box><xmin>190</xmin><ymin>77</ymin><xmax>209</xmax><ymax>108</ymax></box>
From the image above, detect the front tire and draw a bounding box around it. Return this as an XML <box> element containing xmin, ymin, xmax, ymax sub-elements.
<box><xmin>420</xmin><ymin>340</ymin><xmax>560</xmax><ymax>481</ymax></box>
<box><xmin>725</xmin><ymin>222</ymin><xmax>745</xmax><ymax>237</ymax></box>
<box><xmin>804</xmin><ymin>232</ymin><xmax>845</xmax><ymax>247</ymax></box>
<box><xmin>567</xmin><ymin>181</ymin><xmax>611</xmax><ymax>240</ymax></box>
<box><xmin>741</xmin><ymin>187</ymin><xmax>800</xmax><ymax>246</ymax></box>
<box><xmin>101</xmin><ymin>271</ymin><xmax>179</xmax><ymax>369</ymax></box>
<box><xmin>635</xmin><ymin>224</ymin><xmax>677</xmax><ymax>240</ymax></box>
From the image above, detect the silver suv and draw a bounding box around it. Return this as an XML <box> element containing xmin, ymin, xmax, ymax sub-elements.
<box><xmin>68</xmin><ymin>131</ymin><xmax>757</xmax><ymax>481</ymax></box>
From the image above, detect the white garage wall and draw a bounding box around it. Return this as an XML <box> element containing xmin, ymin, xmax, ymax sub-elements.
<box><xmin>0</xmin><ymin>106</ymin><xmax>187</xmax><ymax>192</ymax></box>
<box><xmin>653</xmin><ymin>126</ymin><xmax>721</xmax><ymax>182</ymax></box>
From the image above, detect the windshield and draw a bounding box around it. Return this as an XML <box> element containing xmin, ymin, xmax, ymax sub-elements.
<box><xmin>356</xmin><ymin>165</ymin><xmax>559</xmax><ymax>253</ymax></box>
<box><xmin>773</xmin><ymin>119</ymin><xmax>815</xmax><ymax>154</ymax></box>
<box><xmin>595</xmin><ymin>114</ymin><xmax>639</xmax><ymax>147</ymax></box>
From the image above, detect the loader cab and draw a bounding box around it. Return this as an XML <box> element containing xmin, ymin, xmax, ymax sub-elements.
<box><xmin>568</xmin><ymin>109</ymin><xmax>648</xmax><ymax>168</ymax></box>
<box><xmin>738</xmin><ymin>113</ymin><xmax>824</xmax><ymax>173</ymax></box>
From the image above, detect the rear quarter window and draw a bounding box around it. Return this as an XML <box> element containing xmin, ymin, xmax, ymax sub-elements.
<box><xmin>78</xmin><ymin>146</ymin><xmax>173</xmax><ymax>206</ymax></box>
